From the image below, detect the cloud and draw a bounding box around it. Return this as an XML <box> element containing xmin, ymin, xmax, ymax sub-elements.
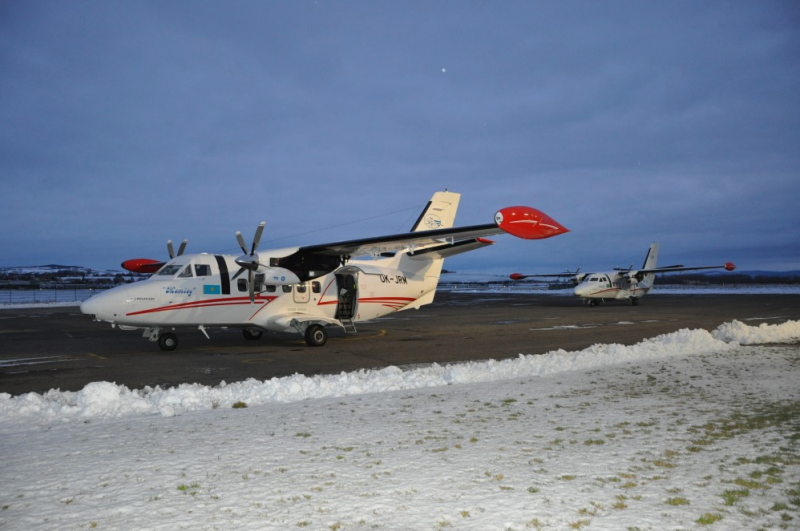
<box><xmin>1</xmin><ymin>1</ymin><xmax>798</xmax><ymax>271</ymax></box>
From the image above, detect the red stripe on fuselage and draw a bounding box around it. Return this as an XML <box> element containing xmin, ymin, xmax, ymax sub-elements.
<box><xmin>358</xmin><ymin>296</ymin><xmax>417</xmax><ymax>310</ymax></box>
<box><xmin>126</xmin><ymin>295</ymin><xmax>278</xmax><ymax>316</ymax></box>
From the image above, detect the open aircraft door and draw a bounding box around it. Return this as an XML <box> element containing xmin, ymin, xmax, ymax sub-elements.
<box><xmin>335</xmin><ymin>270</ymin><xmax>359</xmax><ymax>321</ymax></box>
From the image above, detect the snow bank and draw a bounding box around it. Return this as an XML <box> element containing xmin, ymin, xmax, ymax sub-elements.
<box><xmin>1</xmin><ymin>319</ymin><xmax>798</xmax><ymax>423</ymax></box>
<box><xmin>712</xmin><ymin>318</ymin><xmax>800</xmax><ymax>344</ymax></box>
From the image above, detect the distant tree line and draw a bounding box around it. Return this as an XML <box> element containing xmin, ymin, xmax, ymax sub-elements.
<box><xmin>655</xmin><ymin>273</ymin><xmax>799</xmax><ymax>285</ymax></box>
<box><xmin>0</xmin><ymin>269</ymin><xmax>146</xmax><ymax>288</ymax></box>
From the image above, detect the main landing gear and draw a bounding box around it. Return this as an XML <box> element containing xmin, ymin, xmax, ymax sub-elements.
<box><xmin>242</xmin><ymin>329</ymin><xmax>263</xmax><ymax>340</ymax></box>
<box><xmin>304</xmin><ymin>324</ymin><xmax>328</xmax><ymax>347</ymax></box>
<box><xmin>148</xmin><ymin>324</ymin><xmax>328</xmax><ymax>351</ymax></box>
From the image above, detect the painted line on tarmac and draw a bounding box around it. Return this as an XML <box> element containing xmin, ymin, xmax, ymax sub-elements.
<box><xmin>0</xmin><ymin>356</ymin><xmax>78</xmax><ymax>368</ymax></box>
<box><xmin>341</xmin><ymin>329</ymin><xmax>388</xmax><ymax>341</ymax></box>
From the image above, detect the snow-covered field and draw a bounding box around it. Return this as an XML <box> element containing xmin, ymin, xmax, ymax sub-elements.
<box><xmin>1</xmin><ymin>318</ymin><xmax>799</xmax><ymax>530</ymax></box>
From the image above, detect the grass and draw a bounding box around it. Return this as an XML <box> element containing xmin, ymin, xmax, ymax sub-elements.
<box><xmin>720</xmin><ymin>489</ymin><xmax>750</xmax><ymax>507</ymax></box>
<box><xmin>665</xmin><ymin>497</ymin><xmax>690</xmax><ymax>506</ymax></box>
<box><xmin>177</xmin><ymin>482</ymin><xmax>200</xmax><ymax>496</ymax></box>
<box><xmin>696</xmin><ymin>512</ymin><xmax>723</xmax><ymax>525</ymax></box>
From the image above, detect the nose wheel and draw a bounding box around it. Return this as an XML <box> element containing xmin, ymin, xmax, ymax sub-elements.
<box><xmin>157</xmin><ymin>332</ymin><xmax>178</xmax><ymax>351</ymax></box>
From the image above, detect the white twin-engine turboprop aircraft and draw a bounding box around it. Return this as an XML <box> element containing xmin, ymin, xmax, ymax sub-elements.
<box><xmin>510</xmin><ymin>242</ymin><xmax>735</xmax><ymax>306</ymax></box>
<box><xmin>81</xmin><ymin>191</ymin><xmax>568</xmax><ymax>350</ymax></box>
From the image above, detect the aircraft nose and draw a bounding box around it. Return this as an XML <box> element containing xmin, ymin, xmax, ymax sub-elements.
<box><xmin>80</xmin><ymin>287</ymin><xmax>124</xmax><ymax>321</ymax></box>
<box><xmin>80</xmin><ymin>292</ymin><xmax>106</xmax><ymax>318</ymax></box>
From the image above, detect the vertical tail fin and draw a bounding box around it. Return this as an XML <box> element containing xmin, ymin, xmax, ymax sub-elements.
<box><xmin>640</xmin><ymin>242</ymin><xmax>659</xmax><ymax>287</ymax></box>
<box><xmin>642</xmin><ymin>242</ymin><xmax>659</xmax><ymax>270</ymax></box>
<box><xmin>400</xmin><ymin>191</ymin><xmax>461</xmax><ymax>306</ymax></box>
<box><xmin>409</xmin><ymin>191</ymin><xmax>460</xmax><ymax>232</ymax></box>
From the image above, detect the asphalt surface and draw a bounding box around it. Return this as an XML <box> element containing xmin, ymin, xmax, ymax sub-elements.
<box><xmin>2</xmin><ymin>292</ymin><xmax>800</xmax><ymax>396</ymax></box>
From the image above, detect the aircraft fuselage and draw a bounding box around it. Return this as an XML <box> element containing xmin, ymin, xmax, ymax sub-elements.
<box><xmin>81</xmin><ymin>252</ymin><xmax>435</xmax><ymax>341</ymax></box>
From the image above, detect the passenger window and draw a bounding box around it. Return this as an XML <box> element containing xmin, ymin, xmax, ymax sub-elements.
<box><xmin>195</xmin><ymin>264</ymin><xmax>211</xmax><ymax>277</ymax></box>
<box><xmin>255</xmin><ymin>273</ymin><xmax>265</xmax><ymax>292</ymax></box>
<box><xmin>265</xmin><ymin>285</ymin><xmax>276</xmax><ymax>293</ymax></box>
<box><xmin>238</xmin><ymin>279</ymin><xmax>247</xmax><ymax>292</ymax></box>
<box><xmin>296</xmin><ymin>284</ymin><xmax>307</xmax><ymax>293</ymax></box>
<box><xmin>312</xmin><ymin>281</ymin><xmax>321</xmax><ymax>294</ymax></box>
<box><xmin>178</xmin><ymin>265</ymin><xmax>193</xmax><ymax>278</ymax></box>
<box><xmin>282</xmin><ymin>285</ymin><xmax>292</xmax><ymax>293</ymax></box>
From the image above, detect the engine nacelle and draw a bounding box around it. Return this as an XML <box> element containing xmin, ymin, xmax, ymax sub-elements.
<box><xmin>257</xmin><ymin>266</ymin><xmax>301</xmax><ymax>286</ymax></box>
<box><xmin>624</xmin><ymin>270</ymin><xmax>646</xmax><ymax>282</ymax></box>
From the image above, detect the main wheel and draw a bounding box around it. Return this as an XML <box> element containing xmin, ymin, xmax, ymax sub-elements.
<box><xmin>243</xmin><ymin>329</ymin><xmax>263</xmax><ymax>341</ymax></box>
<box><xmin>304</xmin><ymin>324</ymin><xmax>327</xmax><ymax>347</ymax></box>
<box><xmin>158</xmin><ymin>332</ymin><xmax>178</xmax><ymax>351</ymax></box>
<box><xmin>631</xmin><ymin>298</ymin><xmax>639</xmax><ymax>306</ymax></box>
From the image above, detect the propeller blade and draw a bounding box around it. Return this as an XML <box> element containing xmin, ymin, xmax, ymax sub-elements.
<box><xmin>248</xmin><ymin>269</ymin><xmax>255</xmax><ymax>304</ymax></box>
<box><xmin>236</xmin><ymin>231</ymin><xmax>248</xmax><ymax>254</ymax></box>
<box><xmin>231</xmin><ymin>267</ymin><xmax>246</xmax><ymax>280</ymax></box>
<box><xmin>250</xmin><ymin>221</ymin><xmax>266</xmax><ymax>255</ymax></box>
<box><xmin>167</xmin><ymin>240</ymin><xmax>175</xmax><ymax>259</ymax></box>
<box><xmin>177</xmin><ymin>239</ymin><xmax>188</xmax><ymax>257</ymax></box>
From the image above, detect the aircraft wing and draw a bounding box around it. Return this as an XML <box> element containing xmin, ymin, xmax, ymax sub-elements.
<box><xmin>634</xmin><ymin>263</ymin><xmax>736</xmax><ymax>275</ymax></box>
<box><xmin>299</xmin><ymin>206</ymin><xmax>568</xmax><ymax>258</ymax></box>
<box><xmin>509</xmin><ymin>271</ymin><xmax>578</xmax><ymax>280</ymax></box>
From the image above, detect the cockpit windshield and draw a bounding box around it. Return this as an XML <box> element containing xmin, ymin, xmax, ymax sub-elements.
<box><xmin>156</xmin><ymin>264</ymin><xmax>184</xmax><ymax>276</ymax></box>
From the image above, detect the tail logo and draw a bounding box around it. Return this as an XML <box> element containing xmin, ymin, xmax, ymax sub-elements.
<box><xmin>424</xmin><ymin>215</ymin><xmax>442</xmax><ymax>229</ymax></box>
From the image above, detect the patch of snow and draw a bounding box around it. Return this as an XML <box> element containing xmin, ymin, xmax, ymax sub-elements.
<box><xmin>1</xmin><ymin>320</ymin><xmax>799</xmax><ymax>530</ymax></box>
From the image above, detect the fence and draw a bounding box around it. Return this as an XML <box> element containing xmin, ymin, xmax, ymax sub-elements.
<box><xmin>0</xmin><ymin>287</ymin><xmax>106</xmax><ymax>305</ymax></box>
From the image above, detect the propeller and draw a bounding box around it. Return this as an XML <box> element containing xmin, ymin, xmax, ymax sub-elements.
<box><xmin>167</xmin><ymin>239</ymin><xmax>188</xmax><ymax>259</ymax></box>
<box><xmin>232</xmin><ymin>221</ymin><xmax>266</xmax><ymax>303</ymax></box>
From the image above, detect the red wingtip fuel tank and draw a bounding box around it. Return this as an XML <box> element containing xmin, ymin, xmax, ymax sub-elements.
<box><xmin>509</xmin><ymin>273</ymin><xmax>525</xmax><ymax>280</ymax></box>
<box><xmin>724</xmin><ymin>262</ymin><xmax>736</xmax><ymax>271</ymax></box>
<box><xmin>121</xmin><ymin>258</ymin><xmax>165</xmax><ymax>274</ymax></box>
<box><xmin>494</xmin><ymin>207</ymin><xmax>569</xmax><ymax>240</ymax></box>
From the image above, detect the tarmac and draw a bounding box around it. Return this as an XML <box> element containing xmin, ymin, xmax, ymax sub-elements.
<box><xmin>2</xmin><ymin>292</ymin><xmax>800</xmax><ymax>396</ymax></box>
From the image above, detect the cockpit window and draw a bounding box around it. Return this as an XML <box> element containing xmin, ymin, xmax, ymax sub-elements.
<box><xmin>589</xmin><ymin>276</ymin><xmax>599</xmax><ymax>282</ymax></box>
<box><xmin>195</xmin><ymin>264</ymin><xmax>211</xmax><ymax>277</ymax></box>
<box><xmin>157</xmin><ymin>264</ymin><xmax>184</xmax><ymax>276</ymax></box>
<box><xmin>177</xmin><ymin>265</ymin><xmax>193</xmax><ymax>278</ymax></box>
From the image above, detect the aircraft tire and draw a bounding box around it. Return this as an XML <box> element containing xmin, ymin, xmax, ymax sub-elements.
<box><xmin>243</xmin><ymin>329</ymin><xmax>263</xmax><ymax>340</ymax></box>
<box><xmin>305</xmin><ymin>324</ymin><xmax>327</xmax><ymax>347</ymax></box>
<box><xmin>158</xmin><ymin>332</ymin><xmax>178</xmax><ymax>351</ymax></box>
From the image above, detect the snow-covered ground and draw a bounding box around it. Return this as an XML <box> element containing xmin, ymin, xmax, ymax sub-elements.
<box><xmin>1</xmin><ymin>318</ymin><xmax>799</xmax><ymax>530</ymax></box>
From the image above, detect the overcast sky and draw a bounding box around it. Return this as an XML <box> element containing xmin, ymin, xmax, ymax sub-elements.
<box><xmin>2</xmin><ymin>1</ymin><xmax>798</xmax><ymax>275</ymax></box>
